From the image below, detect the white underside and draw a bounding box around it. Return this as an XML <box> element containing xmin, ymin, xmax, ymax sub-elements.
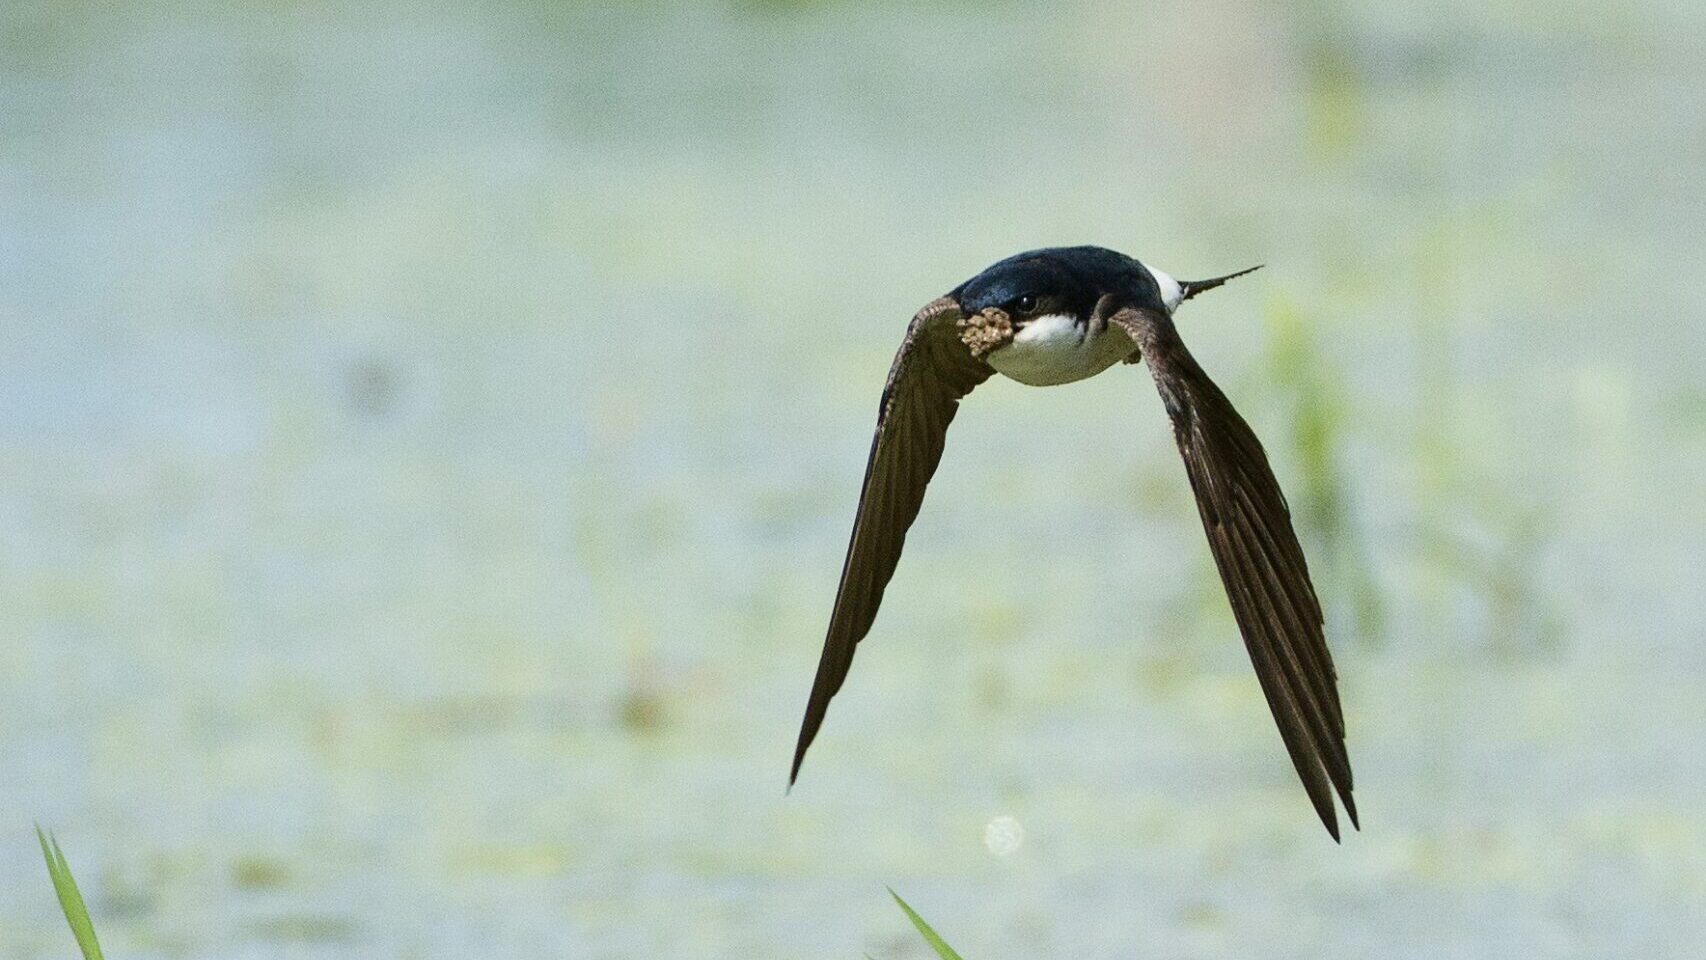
<box><xmin>987</xmin><ymin>313</ymin><xmax>1135</xmax><ymax>387</ymax></box>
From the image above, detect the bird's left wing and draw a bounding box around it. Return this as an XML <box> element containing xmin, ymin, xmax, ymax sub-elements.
<box><xmin>1109</xmin><ymin>306</ymin><xmax>1358</xmax><ymax>839</ymax></box>
<box><xmin>790</xmin><ymin>296</ymin><xmax>994</xmax><ymax>785</ymax></box>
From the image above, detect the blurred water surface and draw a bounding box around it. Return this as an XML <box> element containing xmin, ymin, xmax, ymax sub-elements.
<box><xmin>2</xmin><ymin>0</ymin><xmax>1704</xmax><ymax>957</ymax></box>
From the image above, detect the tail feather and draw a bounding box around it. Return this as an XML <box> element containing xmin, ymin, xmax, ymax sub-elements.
<box><xmin>1180</xmin><ymin>264</ymin><xmax>1263</xmax><ymax>301</ymax></box>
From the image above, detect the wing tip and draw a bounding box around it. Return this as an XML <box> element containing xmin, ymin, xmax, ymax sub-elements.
<box><xmin>789</xmin><ymin>701</ymin><xmax>826</xmax><ymax>793</ymax></box>
<box><xmin>788</xmin><ymin>735</ymin><xmax>809</xmax><ymax>791</ymax></box>
<box><xmin>1316</xmin><ymin>774</ymin><xmax>1360</xmax><ymax>842</ymax></box>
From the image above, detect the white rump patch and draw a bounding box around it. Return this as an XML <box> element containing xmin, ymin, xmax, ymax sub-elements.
<box><xmin>1144</xmin><ymin>263</ymin><xmax>1184</xmax><ymax>313</ymax></box>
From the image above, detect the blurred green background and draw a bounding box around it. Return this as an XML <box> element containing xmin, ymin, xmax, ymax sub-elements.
<box><xmin>3</xmin><ymin>0</ymin><xmax>1704</xmax><ymax>957</ymax></box>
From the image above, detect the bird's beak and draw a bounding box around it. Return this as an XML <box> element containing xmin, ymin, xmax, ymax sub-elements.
<box><xmin>1179</xmin><ymin>264</ymin><xmax>1263</xmax><ymax>302</ymax></box>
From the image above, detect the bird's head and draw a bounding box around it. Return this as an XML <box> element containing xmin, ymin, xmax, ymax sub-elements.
<box><xmin>953</xmin><ymin>247</ymin><xmax>1105</xmax><ymax>327</ymax></box>
<box><xmin>952</xmin><ymin>246</ymin><xmax>1262</xmax><ymax>324</ymax></box>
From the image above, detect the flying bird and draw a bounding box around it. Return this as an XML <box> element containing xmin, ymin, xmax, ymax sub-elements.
<box><xmin>790</xmin><ymin>245</ymin><xmax>1357</xmax><ymax>839</ymax></box>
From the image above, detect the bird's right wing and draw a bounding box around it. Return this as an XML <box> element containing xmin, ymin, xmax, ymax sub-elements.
<box><xmin>790</xmin><ymin>296</ymin><xmax>995</xmax><ymax>785</ymax></box>
<box><xmin>1110</xmin><ymin>306</ymin><xmax>1357</xmax><ymax>839</ymax></box>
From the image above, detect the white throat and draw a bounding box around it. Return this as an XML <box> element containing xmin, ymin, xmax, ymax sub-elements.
<box><xmin>986</xmin><ymin>312</ymin><xmax>1134</xmax><ymax>387</ymax></box>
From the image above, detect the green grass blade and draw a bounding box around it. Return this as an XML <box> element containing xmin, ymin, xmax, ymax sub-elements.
<box><xmin>887</xmin><ymin>888</ymin><xmax>965</xmax><ymax>960</ymax></box>
<box><xmin>36</xmin><ymin>826</ymin><xmax>106</xmax><ymax>960</ymax></box>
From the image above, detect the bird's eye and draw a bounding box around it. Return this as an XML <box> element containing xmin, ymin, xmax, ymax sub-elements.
<box><xmin>1014</xmin><ymin>294</ymin><xmax>1039</xmax><ymax>313</ymax></box>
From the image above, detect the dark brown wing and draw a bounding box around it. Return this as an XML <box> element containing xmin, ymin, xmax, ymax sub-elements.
<box><xmin>1110</xmin><ymin>307</ymin><xmax>1357</xmax><ymax>839</ymax></box>
<box><xmin>790</xmin><ymin>296</ymin><xmax>994</xmax><ymax>785</ymax></box>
